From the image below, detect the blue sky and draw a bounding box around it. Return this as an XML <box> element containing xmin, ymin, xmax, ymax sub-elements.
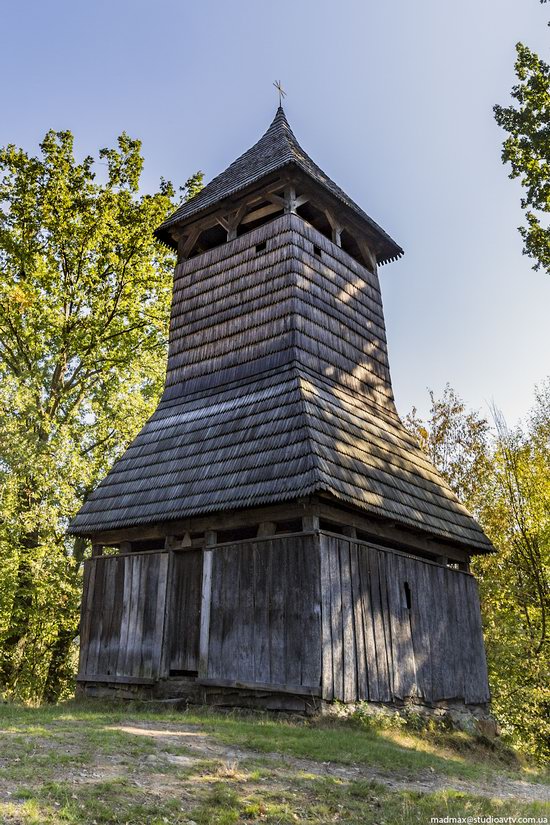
<box><xmin>1</xmin><ymin>0</ymin><xmax>548</xmax><ymax>426</ymax></box>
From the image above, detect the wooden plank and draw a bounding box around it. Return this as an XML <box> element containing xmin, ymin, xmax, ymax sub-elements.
<box><xmin>463</xmin><ymin>576</ymin><xmax>490</xmax><ymax>704</ymax></box>
<box><xmin>339</xmin><ymin>539</ymin><xmax>357</xmax><ymax>702</ymax></box>
<box><xmin>269</xmin><ymin>540</ymin><xmax>286</xmax><ymax>684</ymax></box>
<box><xmin>105</xmin><ymin>557</ymin><xmax>125</xmax><ymax>679</ymax></box>
<box><xmin>84</xmin><ymin>557</ymin><xmax>105</xmax><ymax>678</ymax></box>
<box><xmin>253</xmin><ymin>540</ymin><xmax>270</xmax><ymax>683</ymax></box>
<box><xmin>357</xmin><ymin>545</ymin><xmax>379</xmax><ymax>701</ymax></box>
<box><xmin>139</xmin><ymin>555</ymin><xmax>156</xmax><ymax>679</ymax></box>
<box><xmin>219</xmin><ymin>547</ymin><xmax>239</xmax><ymax>680</ymax></box>
<box><xmin>198</xmin><ymin>549</ymin><xmax>213</xmax><ymax>678</ymax></box>
<box><xmin>197</xmin><ymin>678</ymin><xmax>321</xmax><ymax>697</ymax></box>
<box><xmin>237</xmin><ymin>543</ymin><xmax>254</xmax><ymax>682</ymax></box>
<box><xmin>206</xmin><ymin>549</ymin><xmax>224</xmax><ymax>679</ymax></box>
<box><xmin>78</xmin><ymin>560</ymin><xmax>94</xmax><ymax>676</ymax></box>
<box><xmin>76</xmin><ymin>673</ymin><xmax>155</xmax><ymax>685</ymax></box>
<box><xmin>350</xmin><ymin>543</ymin><xmax>368</xmax><ymax>700</ymax></box>
<box><xmin>387</xmin><ymin>554</ymin><xmax>416</xmax><ymax>699</ymax></box>
<box><xmin>125</xmin><ymin>554</ymin><xmax>144</xmax><ymax>677</ymax></box>
<box><xmin>115</xmin><ymin>555</ymin><xmax>132</xmax><ymax>677</ymax></box>
<box><xmin>328</xmin><ymin>534</ymin><xmax>344</xmax><ymax>700</ymax></box>
<box><xmin>159</xmin><ymin>550</ymin><xmax>175</xmax><ymax>678</ymax></box>
<box><xmin>398</xmin><ymin>556</ymin><xmax>418</xmax><ymax>698</ymax></box>
<box><xmin>285</xmin><ymin>537</ymin><xmax>303</xmax><ymax>687</ymax></box>
<box><xmin>411</xmin><ymin>559</ymin><xmax>433</xmax><ymax>701</ymax></box>
<box><xmin>300</xmin><ymin>534</ymin><xmax>322</xmax><ymax>688</ymax></box>
<box><xmin>153</xmin><ymin>552</ymin><xmax>169</xmax><ymax>677</ymax></box>
<box><xmin>319</xmin><ymin>533</ymin><xmax>334</xmax><ymax>700</ymax></box>
<box><xmin>429</xmin><ymin>563</ymin><xmax>445</xmax><ymax>701</ymax></box>
<box><xmin>368</xmin><ymin>548</ymin><xmax>392</xmax><ymax>700</ymax></box>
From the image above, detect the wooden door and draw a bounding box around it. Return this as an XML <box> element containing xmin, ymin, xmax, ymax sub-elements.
<box><xmin>165</xmin><ymin>549</ymin><xmax>203</xmax><ymax>675</ymax></box>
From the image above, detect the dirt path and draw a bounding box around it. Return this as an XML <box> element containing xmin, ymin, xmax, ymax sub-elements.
<box><xmin>106</xmin><ymin>722</ymin><xmax>550</xmax><ymax>804</ymax></box>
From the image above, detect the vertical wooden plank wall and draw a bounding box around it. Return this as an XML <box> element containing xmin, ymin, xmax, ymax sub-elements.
<box><xmin>206</xmin><ymin>534</ymin><xmax>322</xmax><ymax>690</ymax></box>
<box><xmin>78</xmin><ymin>551</ymin><xmax>169</xmax><ymax>682</ymax></box>
<box><xmin>319</xmin><ymin>533</ymin><xmax>490</xmax><ymax>705</ymax></box>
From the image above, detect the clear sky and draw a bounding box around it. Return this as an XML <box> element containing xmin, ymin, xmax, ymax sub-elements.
<box><xmin>1</xmin><ymin>0</ymin><xmax>548</xmax><ymax>426</ymax></box>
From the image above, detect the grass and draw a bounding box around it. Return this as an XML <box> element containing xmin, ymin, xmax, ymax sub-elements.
<box><xmin>0</xmin><ymin>700</ymin><xmax>547</xmax><ymax>824</ymax></box>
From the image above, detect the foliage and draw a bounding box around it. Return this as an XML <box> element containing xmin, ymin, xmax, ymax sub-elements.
<box><xmin>494</xmin><ymin>42</ymin><xmax>550</xmax><ymax>274</ymax></box>
<box><xmin>404</xmin><ymin>385</ymin><xmax>492</xmax><ymax>517</ymax></box>
<box><xmin>405</xmin><ymin>385</ymin><xmax>550</xmax><ymax>762</ymax></box>
<box><xmin>0</xmin><ymin>130</ymin><xmax>201</xmax><ymax>702</ymax></box>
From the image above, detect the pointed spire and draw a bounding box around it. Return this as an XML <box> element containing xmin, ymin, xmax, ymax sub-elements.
<box><xmin>156</xmin><ymin>108</ymin><xmax>403</xmax><ymax>265</ymax></box>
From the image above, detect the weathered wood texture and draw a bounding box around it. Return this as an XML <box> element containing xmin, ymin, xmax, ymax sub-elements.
<box><xmin>165</xmin><ymin>549</ymin><xmax>202</xmax><ymax>674</ymax></box>
<box><xmin>319</xmin><ymin>533</ymin><xmax>490</xmax><ymax>705</ymax></box>
<box><xmin>206</xmin><ymin>534</ymin><xmax>322</xmax><ymax>690</ymax></box>
<box><xmin>70</xmin><ymin>213</ymin><xmax>491</xmax><ymax>554</ymax></box>
<box><xmin>78</xmin><ymin>552</ymin><xmax>169</xmax><ymax>683</ymax></box>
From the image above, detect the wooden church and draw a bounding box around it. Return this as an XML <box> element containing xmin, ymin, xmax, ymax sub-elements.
<box><xmin>71</xmin><ymin>107</ymin><xmax>493</xmax><ymax>711</ymax></box>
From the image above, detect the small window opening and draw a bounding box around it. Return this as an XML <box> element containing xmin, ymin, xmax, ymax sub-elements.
<box><xmin>129</xmin><ymin>538</ymin><xmax>165</xmax><ymax>553</ymax></box>
<box><xmin>188</xmin><ymin>223</ymin><xmax>228</xmax><ymax>258</ymax></box>
<box><xmin>255</xmin><ymin>241</ymin><xmax>267</xmax><ymax>254</ymax></box>
<box><xmin>403</xmin><ymin>581</ymin><xmax>412</xmax><ymax>610</ymax></box>
<box><xmin>216</xmin><ymin>525</ymin><xmax>258</xmax><ymax>544</ymax></box>
<box><xmin>275</xmin><ymin>518</ymin><xmax>302</xmax><ymax>534</ymax></box>
<box><xmin>296</xmin><ymin>202</ymin><xmax>332</xmax><ymax>242</ymax></box>
<box><xmin>319</xmin><ymin>518</ymin><xmax>348</xmax><ymax>536</ymax></box>
<box><xmin>313</xmin><ymin>244</ymin><xmax>322</xmax><ymax>258</ymax></box>
<box><xmin>169</xmin><ymin>669</ymin><xmax>198</xmax><ymax>678</ymax></box>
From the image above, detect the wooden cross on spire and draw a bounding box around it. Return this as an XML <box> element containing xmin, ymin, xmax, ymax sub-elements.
<box><xmin>273</xmin><ymin>80</ymin><xmax>286</xmax><ymax>107</ymax></box>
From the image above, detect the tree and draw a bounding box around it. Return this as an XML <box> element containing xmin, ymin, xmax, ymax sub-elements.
<box><xmin>0</xmin><ymin>130</ymin><xmax>201</xmax><ymax>700</ymax></box>
<box><xmin>494</xmin><ymin>43</ymin><xmax>550</xmax><ymax>275</ymax></box>
<box><xmin>406</xmin><ymin>386</ymin><xmax>550</xmax><ymax>761</ymax></box>
<box><xmin>403</xmin><ymin>384</ymin><xmax>492</xmax><ymax>516</ymax></box>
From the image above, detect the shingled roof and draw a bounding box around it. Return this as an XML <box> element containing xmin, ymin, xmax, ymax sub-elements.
<box><xmin>70</xmin><ymin>364</ymin><xmax>492</xmax><ymax>552</ymax></box>
<box><xmin>155</xmin><ymin>107</ymin><xmax>403</xmax><ymax>265</ymax></box>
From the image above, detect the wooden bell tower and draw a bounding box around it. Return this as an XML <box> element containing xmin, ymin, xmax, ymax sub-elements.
<box><xmin>71</xmin><ymin>108</ymin><xmax>493</xmax><ymax>711</ymax></box>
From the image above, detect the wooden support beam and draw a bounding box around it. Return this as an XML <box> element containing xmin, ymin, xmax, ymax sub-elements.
<box><xmin>284</xmin><ymin>185</ymin><xmax>297</xmax><ymax>214</ymax></box>
<box><xmin>317</xmin><ymin>499</ymin><xmax>472</xmax><ymax>564</ymax></box>
<box><xmin>225</xmin><ymin>203</ymin><xmax>249</xmax><ymax>240</ymax></box>
<box><xmin>91</xmin><ymin>544</ymin><xmax>103</xmax><ymax>557</ymax></box>
<box><xmin>119</xmin><ymin>541</ymin><xmax>131</xmax><ymax>554</ymax></box>
<box><xmin>91</xmin><ymin>501</ymin><xmax>313</xmax><ymax>545</ymax></box>
<box><xmin>180</xmin><ymin>227</ymin><xmax>202</xmax><ymax>259</ymax></box>
<box><xmin>198</xmin><ymin>530</ymin><xmax>216</xmax><ymax>678</ymax></box>
<box><xmin>302</xmin><ymin>514</ymin><xmax>320</xmax><ymax>532</ymax></box>
<box><xmin>197</xmin><ymin>678</ymin><xmax>321</xmax><ymax>697</ymax></box>
<box><xmin>240</xmin><ymin>202</ymin><xmax>282</xmax><ymax>225</ymax></box>
<box><xmin>324</xmin><ymin>209</ymin><xmax>343</xmax><ymax>247</ymax></box>
<box><xmin>357</xmin><ymin>238</ymin><xmax>377</xmax><ymax>273</ymax></box>
<box><xmin>265</xmin><ymin>192</ymin><xmax>286</xmax><ymax>208</ymax></box>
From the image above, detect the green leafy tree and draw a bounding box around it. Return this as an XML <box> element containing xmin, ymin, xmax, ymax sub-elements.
<box><xmin>406</xmin><ymin>386</ymin><xmax>550</xmax><ymax>761</ymax></box>
<box><xmin>494</xmin><ymin>43</ymin><xmax>550</xmax><ymax>274</ymax></box>
<box><xmin>404</xmin><ymin>384</ymin><xmax>492</xmax><ymax>516</ymax></box>
<box><xmin>0</xmin><ymin>130</ymin><xmax>201</xmax><ymax>701</ymax></box>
